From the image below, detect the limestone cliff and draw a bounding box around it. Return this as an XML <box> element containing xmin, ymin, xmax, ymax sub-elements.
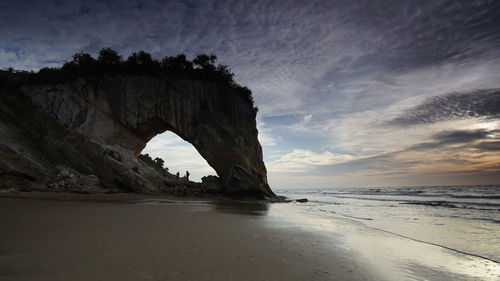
<box><xmin>0</xmin><ymin>75</ymin><xmax>275</xmax><ymax>198</ymax></box>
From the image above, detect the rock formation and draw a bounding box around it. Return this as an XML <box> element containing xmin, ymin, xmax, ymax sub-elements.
<box><xmin>0</xmin><ymin>75</ymin><xmax>275</xmax><ymax>198</ymax></box>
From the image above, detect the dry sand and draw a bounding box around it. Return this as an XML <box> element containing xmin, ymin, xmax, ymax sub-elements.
<box><xmin>0</xmin><ymin>192</ymin><xmax>373</xmax><ymax>281</ymax></box>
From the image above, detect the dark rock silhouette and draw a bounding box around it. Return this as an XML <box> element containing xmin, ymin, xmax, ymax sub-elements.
<box><xmin>0</xmin><ymin>75</ymin><xmax>275</xmax><ymax>198</ymax></box>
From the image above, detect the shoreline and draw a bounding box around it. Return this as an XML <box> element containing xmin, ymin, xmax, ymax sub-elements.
<box><xmin>0</xmin><ymin>189</ymin><xmax>289</xmax><ymax>203</ymax></box>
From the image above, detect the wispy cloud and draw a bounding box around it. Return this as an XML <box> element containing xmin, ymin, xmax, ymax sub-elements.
<box><xmin>387</xmin><ymin>89</ymin><xmax>500</xmax><ymax>127</ymax></box>
<box><xmin>267</xmin><ymin>149</ymin><xmax>355</xmax><ymax>172</ymax></box>
<box><xmin>257</xmin><ymin>119</ymin><xmax>280</xmax><ymax>147</ymax></box>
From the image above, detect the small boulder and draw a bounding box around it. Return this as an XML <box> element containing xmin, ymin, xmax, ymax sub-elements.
<box><xmin>0</xmin><ymin>187</ymin><xmax>19</xmax><ymax>194</ymax></box>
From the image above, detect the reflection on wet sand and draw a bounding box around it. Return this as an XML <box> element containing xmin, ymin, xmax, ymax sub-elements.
<box><xmin>210</xmin><ymin>200</ymin><xmax>270</xmax><ymax>216</ymax></box>
<box><xmin>267</xmin><ymin>203</ymin><xmax>500</xmax><ymax>281</ymax></box>
<box><xmin>136</xmin><ymin>198</ymin><xmax>270</xmax><ymax>216</ymax></box>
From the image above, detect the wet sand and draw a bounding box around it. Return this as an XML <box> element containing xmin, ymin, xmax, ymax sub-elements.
<box><xmin>0</xmin><ymin>192</ymin><xmax>373</xmax><ymax>281</ymax></box>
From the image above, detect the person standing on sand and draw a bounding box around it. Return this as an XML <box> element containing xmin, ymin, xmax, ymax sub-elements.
<box><xmin>200</xmin><ymin>182</ymin><xmax>207</xmax><ymax>196</ymax></box>
<box><xmin>173</xmin><ymin>172</ymin><xmax>180</xmax><ymax>195</ymax></box>
<box><xmin>172</xmin><ymin>171</ymin><xmax>180</xmax><ymax>195</ymax></box>
<box><xmin>182</xmin><ymin>171</ymin><xmax>190</xmax><ymax>197</ymax></box>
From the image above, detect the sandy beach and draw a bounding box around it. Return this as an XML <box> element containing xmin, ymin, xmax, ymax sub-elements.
<box><xmin>0</xmin><ymin>192</ymin><xmax>373</xmax><ymax>281</ymax></box>
<box><xmin>2</xmin><ymin>192</ymin><xmax>499</xmax><ymax>281</ymax></box>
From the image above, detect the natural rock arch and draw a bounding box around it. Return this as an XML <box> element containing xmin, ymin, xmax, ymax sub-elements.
<box><xmin>0</xmin><ymin>75</ymin><xmax>275</xmax><ymax>198</ymax></box>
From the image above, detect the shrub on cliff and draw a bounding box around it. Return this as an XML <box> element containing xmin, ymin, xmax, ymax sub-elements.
<box><xmin>138</xmin><ymin>153</ymin><xmax>170</xmax><ymax>176</ymax></box>
<box><xmin>161</xmin><ymin>54</ymin><xmax>193</xmax><ymax>73</ymax></box>
<box><xmin>193</xmin><ymin>54</ymin><xmax>217</xmax><ymax>71</ymax></box>
<box><xmin>61</xmin><ymin>52</ymin><xmax>97</xmax><ymax>75</ymax></box>
<box><xmin>98</xmin><ymin>48</ymin><xmax>123</xmax><ymax>68</ymax></box>
<box><xmin>125</xmin><ymin>51</ymin><xmax>161</xmax><ymax>74</ymax></box>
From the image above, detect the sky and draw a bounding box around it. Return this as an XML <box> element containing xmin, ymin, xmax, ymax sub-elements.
<box><xmin>1</xmin><ymin>0</ymin><xmax>500</xmax><ymax>188</ymax></box>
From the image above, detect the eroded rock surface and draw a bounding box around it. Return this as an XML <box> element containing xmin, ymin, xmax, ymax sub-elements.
<box><xmin>0</xmin><ymin>75</ymin><xmax>275</xmax><ymax>198</ymax></box>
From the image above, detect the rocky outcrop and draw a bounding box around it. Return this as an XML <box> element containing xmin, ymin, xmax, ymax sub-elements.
<box><xmin>0</xmin><ymin>75</ymin><xmax>275</xmax><ymax>198</ymax></box>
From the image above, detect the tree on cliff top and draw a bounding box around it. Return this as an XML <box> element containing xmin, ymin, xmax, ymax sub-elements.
<box><xmin>138</xmin><ymin>153</ymin><xmax>170</xmax><ymax>176</ymax></box>
<box><xmin>161</xmin><ymin>54</ymin><xmax>193</xmax><ymax>72</ymax></box>
<box><xmin>193</xmin><ymin>54</ymin><xmax>217</xmax><ymax>71</ymax></box>
<box><xmin>98</xmin><ymin>48</ymin><xmax>123</xmax><ymax>66</ymax></box>
<box><xmin>60</xmin><ymin>52</ymin><xmax>96</xmax><ymax>74</ymax></box>
<box><xmin>125</xmin><ymin>51</ymin><xmax>161</xmax><ymax>73</ymax></box>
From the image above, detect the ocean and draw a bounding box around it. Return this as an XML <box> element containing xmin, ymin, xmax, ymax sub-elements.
<box><xmin>276</xmin><ymin>185</ymin><xmax>500</xmax><ymax>263</ymax></box>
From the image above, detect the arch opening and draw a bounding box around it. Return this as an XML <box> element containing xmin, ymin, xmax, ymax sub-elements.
<box><xmin>140</xmin><ymin>131</ymin><xmax>217</xmax><ymax>182</ymax></box>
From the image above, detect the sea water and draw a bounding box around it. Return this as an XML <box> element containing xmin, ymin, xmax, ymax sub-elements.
<box><xmin>276</xmin><ymin>185</ymin><xmax>500</xmax><ymax>263</ymax></box>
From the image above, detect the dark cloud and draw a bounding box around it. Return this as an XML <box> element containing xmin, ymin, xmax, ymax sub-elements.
<box><xmin>409</xmin><ymin>129</ymin><xmax>498</xmax><ymax>151</ymax></box>
<box><xmin>474</xmin><ymin>141</ymin><xmax>500</xmax><ymax>152</ymax></box>
<box><xmin>433</xmin><ymin>129</ymin><xmax>492</xmax><ymax>144</ymax></box>
<box><xmin>2</xmin><ymin>1</ymin><xmax>499</xmax><ymax>83</ymax></box>
<box><xmin>387</xmin><ymin>89</ymin><xmax>500</xmax><ymax>127</ymax></box>
<box><xmin>351</xmin><ymin>1</ymin><xmax>500</xmax><ymax>71</ymax></box>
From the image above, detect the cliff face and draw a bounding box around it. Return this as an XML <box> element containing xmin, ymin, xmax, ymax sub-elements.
<box><xmin>0</xmin><ymin>75</ymin><xmax>275</xmax><ymax>198</ymax></box>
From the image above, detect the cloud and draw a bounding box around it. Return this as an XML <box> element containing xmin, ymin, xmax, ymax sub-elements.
<box><xmin>257</xmin><ymin>119</ymin><xmax>280</xmax><ymax>146</ymax></box>
<box><xmin>267</xmin><ymin>149</ymin><xmax>355</xmax><ymax>172</ymax></box>
<box><xmin>432</xmin><ymin>129</ymin><xmax>495</xmax><ymax>144</ymax></box>
<box><xmin>387</xmin><ymin>89</ymin><xmax>500</xmax><ymax>127</ymax></box>
<box><xmin>409</xmin><ymin>129</ymin><xmax>496</xmax><ymax>151</ymax></box>
<box><xmin>474</xmin><ymin>141</ymin><xmax>500</xmax><ymax>152</ymax></box>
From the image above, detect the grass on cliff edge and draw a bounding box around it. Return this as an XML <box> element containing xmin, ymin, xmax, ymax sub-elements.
<box><xmin>0</xmin><ymin>48</ymin><xmax>258</xmax><ymax>114</ymax></box>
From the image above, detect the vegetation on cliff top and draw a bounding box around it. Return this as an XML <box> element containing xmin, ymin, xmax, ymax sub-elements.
<box><xmin>138</xmin><ymin>153</ymin><xmax>170</xmax><ymax>177</ymax></box>
<box><xmin>0</xmin><ymin>48</ymin><xmax>257</xmax><ymax>113</ymax></box>
<box><xmin>138</xmin><ymin>153</ymin><xmax>189</xmax><ymax>181</ymax></box>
